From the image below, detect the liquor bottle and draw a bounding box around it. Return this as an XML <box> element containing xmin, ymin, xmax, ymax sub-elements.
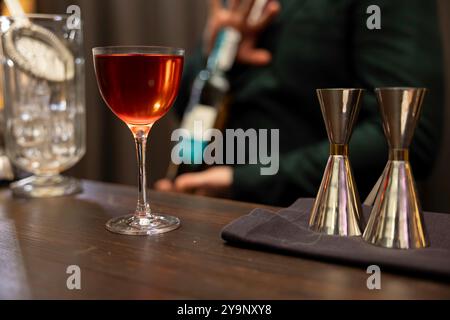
<box><xmin>167</xmin><ymin>0</ymin><xmax>267</xmax><ymax>180</ymax></box>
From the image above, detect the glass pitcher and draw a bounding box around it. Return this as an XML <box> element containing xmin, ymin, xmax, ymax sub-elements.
<box><xmin>0</xmin><ymin>14</ymin><xmax>85</xmax><ymax>197</ymax></box>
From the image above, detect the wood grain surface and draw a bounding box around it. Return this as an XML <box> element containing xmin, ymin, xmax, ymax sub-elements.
<box><xmin>0</xmin><ymin>180</ymin><xmax>449</xmax><ymax>299</ymax></box>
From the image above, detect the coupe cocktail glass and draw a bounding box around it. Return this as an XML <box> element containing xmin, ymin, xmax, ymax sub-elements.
<box><xmin>93</xmin><ymin>46</ymin><xmax>184</xmax><ymax>235</ymax></box>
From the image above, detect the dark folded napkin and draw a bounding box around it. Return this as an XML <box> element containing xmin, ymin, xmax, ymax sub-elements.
<box><xmin>221</xmin><ymin>199</ymin><xmax>450</xmax><ymax>279</ymax></box>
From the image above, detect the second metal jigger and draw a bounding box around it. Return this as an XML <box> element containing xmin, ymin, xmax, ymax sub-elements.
<box><xmin>363</xmin><ymin>87</ymin><xmax>428</xmax><ymax>249</ymax></box>
<box><xmin>309</xmin><ymin>89</ymin><xmax>364</xmax><ymax>236</ymax></box>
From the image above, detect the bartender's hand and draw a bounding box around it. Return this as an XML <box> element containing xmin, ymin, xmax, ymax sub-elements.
<box><xmin>204</xmin><ymin>0</ymin><xmax>280</xmax><ymax>66</ymax></box>
<box><xmin>154</xmin><ymin>166</ymin><xmax>233</xmax><ymax>197</ymax></box>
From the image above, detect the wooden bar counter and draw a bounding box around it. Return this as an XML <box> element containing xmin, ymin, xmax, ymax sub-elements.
<box><xmin>0</xmin><ymin>180</ymin><xmax>449</xmax><ymax>299</ymax></box>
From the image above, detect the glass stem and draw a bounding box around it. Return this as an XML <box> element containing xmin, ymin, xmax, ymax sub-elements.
<box><xmin>133</xmin><ymin>127</ymin><xmax>151</xmax><ymax>218</ymax></box>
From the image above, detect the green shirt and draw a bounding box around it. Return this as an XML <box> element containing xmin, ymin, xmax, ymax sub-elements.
<box><xmin>174</xmin><ymin>0</ymin><xmax>444</xmax><ymax>206</ymax></box>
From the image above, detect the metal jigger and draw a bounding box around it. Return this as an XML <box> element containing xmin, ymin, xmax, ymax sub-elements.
<box><xmin>309</xmin><ymin>89</ymin><xmax>364</xmax><ymax>236</ymax></box>
<box><xmin>363</xmin><ymin>87</ymin><xmax>428</xmax><ymax>249</ymax></box>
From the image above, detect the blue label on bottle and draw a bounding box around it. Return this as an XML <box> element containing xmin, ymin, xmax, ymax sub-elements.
<box><xmin>179</xmin><ymin>138</ymin><xmax>208</xmax><ymax>164</ymax></box>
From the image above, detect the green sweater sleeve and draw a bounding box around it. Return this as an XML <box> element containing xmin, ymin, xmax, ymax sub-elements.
<box><xmin>232</xmin><ymin>0</ymin><xmax>443</xmax><ymax>206</ymax></box>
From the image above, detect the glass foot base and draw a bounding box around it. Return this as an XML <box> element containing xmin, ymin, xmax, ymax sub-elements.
<box><xmin>10</xmin><ymin>175</ymin><xmax>82</xmax><ymax>198</ymax></box>
<box><xmin>106</xmin><ymin>213</ymin><xmax>180</xmax><ymax>235</ymax></box>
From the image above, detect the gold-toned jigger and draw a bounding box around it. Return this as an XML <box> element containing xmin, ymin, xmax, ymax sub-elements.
<box><xmin>309</xmin><ymin>89</ymin><xmax>364</xmax><ymax>236</ymax></box>
<box><xmin>363</xmin><ymin>87</ymin><xmax>428</xmax><ymax>249</ymax></box>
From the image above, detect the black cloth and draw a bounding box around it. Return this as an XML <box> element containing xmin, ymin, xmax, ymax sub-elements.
<box><xmin>222</xmin><ymin>199</ymin><xmax>450</xmax><ymax>279</ymax></box>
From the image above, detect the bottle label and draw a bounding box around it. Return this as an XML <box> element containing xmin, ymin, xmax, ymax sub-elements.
<box><xmin>179</xmin><ymin>105</ymin><xmax>218</xmax><ymax>164</ymax></box>
<box><xmin>180</xmin><ymin>104</ymin><xmax>218</xmax><ymax>141</ymax></box>
<box><xmin>217</xmin><ymin>27</ymin><xmax>241</xmax><ymax>72</ymax></box>
<box><xmin>178</xmin><ymin>138</ymin><xmax>209</xmax><ymax>165</ymax></box>
<box><xmin>215</xmin><ymin>0</ymin><xmax>267</xmax><ymax>71</ymax></box>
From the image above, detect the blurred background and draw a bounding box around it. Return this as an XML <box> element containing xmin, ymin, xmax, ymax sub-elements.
<box><xmin>17</xmin><ymin>0</ymin><xmax>208</xmax><ymax>187</ymax></box>
<box><xmin>2</xmin><ymin>0</ymin><xmax>450</xmax><ymax>212</ymax></box>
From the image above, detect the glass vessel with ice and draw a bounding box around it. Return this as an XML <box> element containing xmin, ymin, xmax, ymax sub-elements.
<box><xmin>0</xmin><ymin>14</ymin><xmax>85</xmax><ymax>197</ymax></box>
